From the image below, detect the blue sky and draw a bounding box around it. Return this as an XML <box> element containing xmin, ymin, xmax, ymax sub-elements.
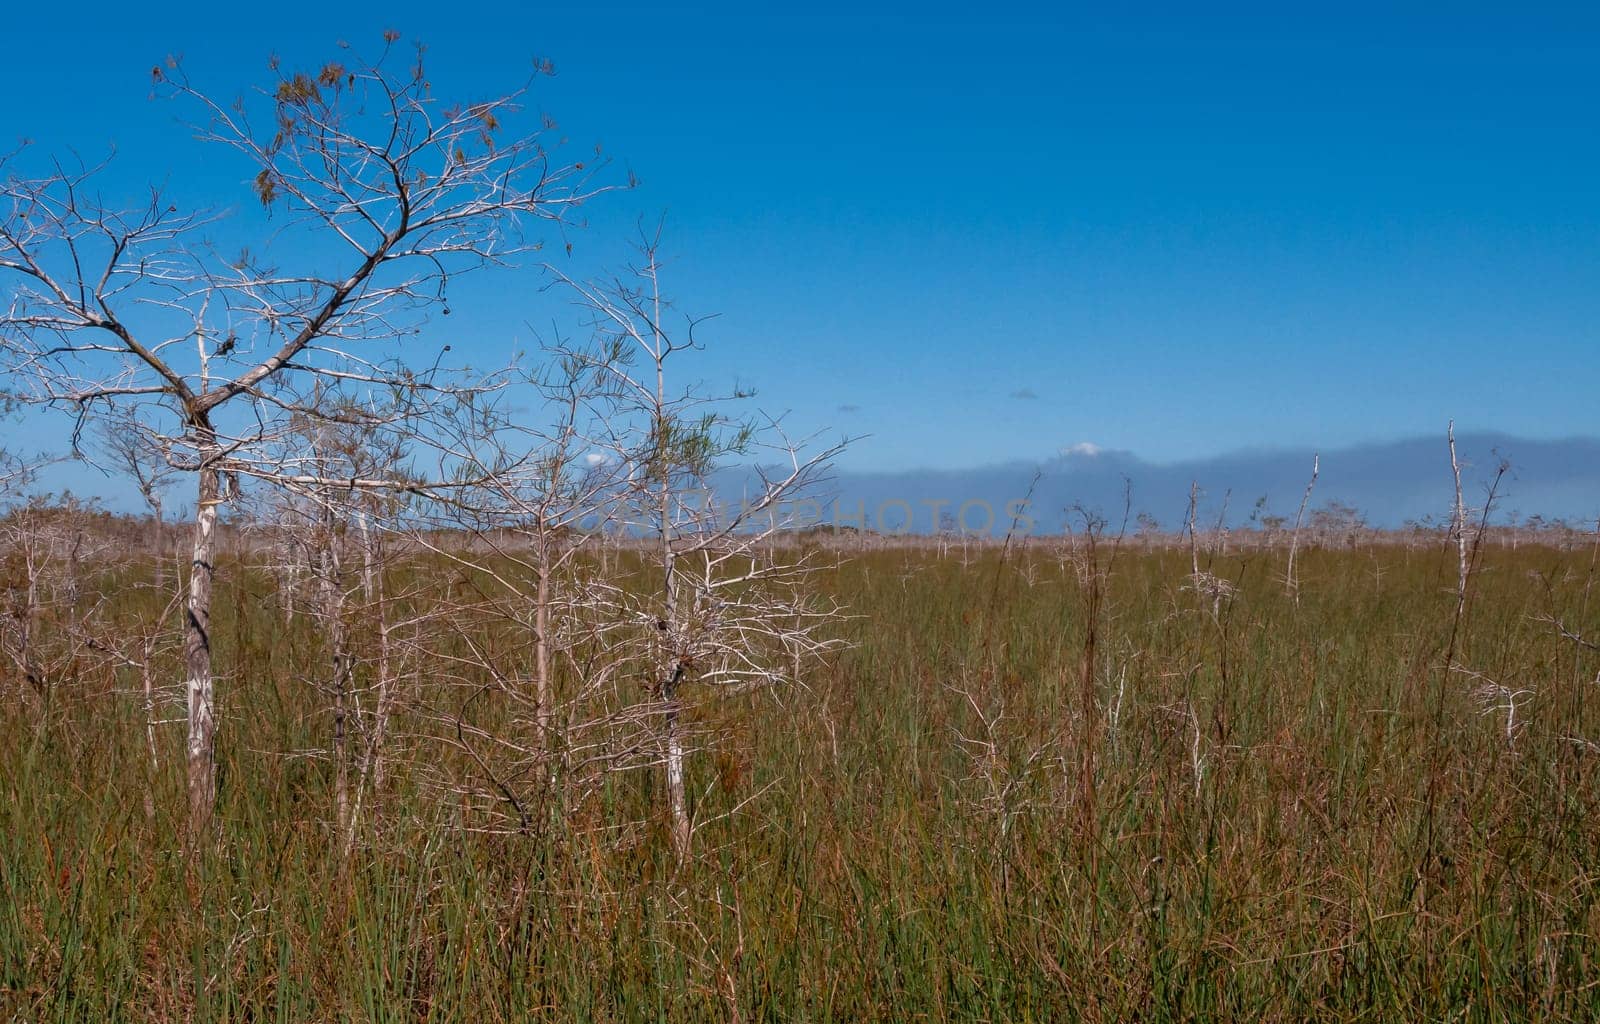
<box><xmin>5</xmin><ymin>1</ymin><xmax>1599</xmax><ymax>482</ymax></box>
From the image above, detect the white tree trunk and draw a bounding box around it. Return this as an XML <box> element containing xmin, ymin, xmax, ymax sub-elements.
<box><xmin>535</xmin><ymin>554</ymin><xmax>552</xmax><ymax>744</ymax></box>
<box><xmin>664</xmin><ymin>692</ymin><xmax>690</xmax><ymax>860</ymax></box>
<box><xmin>1286</xmin><ymin>453</ymin><xmax>1319</xmax><ymax>599</ymax></box>
<box><xmin>660</xmin><ymin>493</ymin><xmax>691</xmax><ymax>862</ymax></box>
<box><xmin>184</xmin><ymin>450</ymin><xmax>220</xmax><ymax>836</ymax></box>
<box><xmin>315</xmin><ymin>505</ymin><xmax>351</xmax><ymax>839</ymax></box>
<box><xmin>1449</xmin><ymin>421</ymin><xmax>1468</xmax><ymax>604</ymax></box>
<box><xmin>345</xmin><ymin>511</ymin><xmax>391</xmax><ymax>855</ymax></box>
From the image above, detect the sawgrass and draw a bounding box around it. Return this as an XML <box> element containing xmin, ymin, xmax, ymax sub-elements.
<box><xmin>3</xmin><ymin>538</ymin><xmax>1599</xmax><ymax>1021</ymax></box>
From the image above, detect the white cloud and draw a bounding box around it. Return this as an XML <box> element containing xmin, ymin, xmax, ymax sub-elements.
<box><xmin>1062</xmin><ymin>442</ymin><xmax>1102</xmax><ymax>458</ymax></box>
<box><xmin>584</xmin><ymin>452</ymin><xmax>610</xmax><ymax>467</ymax></box>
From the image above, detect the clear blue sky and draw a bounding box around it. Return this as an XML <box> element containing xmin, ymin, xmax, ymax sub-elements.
<box><xmin>5</xmin><ymin>1</ymin><xmax>1598</xmax><ymax>477</ymax></box>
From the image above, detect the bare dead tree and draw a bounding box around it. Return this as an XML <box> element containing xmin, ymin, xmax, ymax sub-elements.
<box><xmin>551</xmin><ymin>228</ymin><xmax>851</xmax><ymax>862</ymax></box>
<box><xmin>1181</xmin><ymin>482</ymin><xmax>1234</xmax><ymax>618</ymax></box>
<box><xmin>413</xmin><ymin>234</ymin><xmax>851</xmax><ymax>858</ymax></box>
<box><xmin>1214</xmin><ymin>489</ymin><xmax>1231</xmax><ymax>557</ymax></box>
<box><xmin>1285</xmin><ymin>452</ymin><xmax>1319</xmax><ymax>600</ymax></box>
<box><xmin>1186</xmin><ymin>481</ymin><xmax>1201</xmax><ymax>579</ymax></box>
<box><xmin>0</xmin><ymin>442</ymin><xmax>180</xmax><ymax>795</ymax></box>
<box><xmin>0</xmin><ymin>35</ymin><xmax>606</xmax><ymax>835</ymax></box>
<box><xmin>0</xmin><ymin>495</ymin><xmax>129</xmax><ymax>725</ymax></box>
<box><xmin>256</xmin><ymin>383</ymin><xmax>467</xmax><ymax>851</ymax></box>
<box><xmin>471</xmin><ymin>345</ymin><xmax>627</xmax><ymax>752</ymax></box>
<box><xmin>388</xmin><ymin>344</ymin><xmax>633</xmax><ymax>836</ymax></box>
<box><xmin>1437</xmin><ymin>428</ymin><xmax>1510</xmax><ymax>726</ymax></box>
<box><xmin>1448</xmin><ymin>421</ymin><xmax>1468</xmax><ymax>604</ymax></box>
<box><xmin>0</xmin><ymin>498</ymin><xmax>64</xmax><ymax>707</ymax></box>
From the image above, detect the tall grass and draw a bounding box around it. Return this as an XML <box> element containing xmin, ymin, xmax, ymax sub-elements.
<box><xmin>3</xmin><ymin>539</ymin><xmax>1599</xmax><ymax>1021</ymax></box>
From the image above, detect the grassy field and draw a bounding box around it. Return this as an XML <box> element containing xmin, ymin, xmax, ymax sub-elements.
<box><xmin>3</xmin><ymin>537</ymin><xmax>1600</xmax><ymax>1021</ymax></box>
